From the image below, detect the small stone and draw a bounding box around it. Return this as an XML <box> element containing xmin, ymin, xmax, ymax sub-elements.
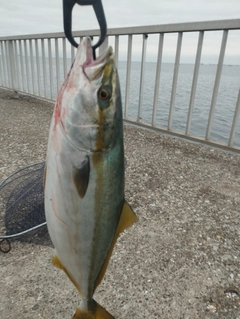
<box><xmin>32</xmin><ymin>304</ymin><xmax>39</xmax><ymax>310</ymax></box>
<box><xmin>207</xmin><ymin>302</ymin><xmax>217</xmax><ymax>313</ymax></box>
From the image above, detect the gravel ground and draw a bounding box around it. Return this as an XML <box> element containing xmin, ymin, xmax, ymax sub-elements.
<box><xmin>0</xmin><ymin>88</ymin><xmax>240</xmax><ymax>319</ymax></box>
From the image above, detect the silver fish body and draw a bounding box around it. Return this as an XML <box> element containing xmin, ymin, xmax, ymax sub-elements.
<box><xmin>44</xmin><ymin>37</ymin><xmax>137</xmax><ymax>319</ymax></box>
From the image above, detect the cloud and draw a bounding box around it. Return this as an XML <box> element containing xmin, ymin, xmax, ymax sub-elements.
<box><xmin>0</xmin><ymin>0</ymin><xmax>239</xmax><ymax>64</ymax></box>
<box><xmin>1</xmin><ymin>0</ymin><xmax>240</xmax><ymax>36</ymax></box>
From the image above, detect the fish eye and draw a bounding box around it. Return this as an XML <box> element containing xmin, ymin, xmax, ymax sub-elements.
<box><xmin>98</xmin><ymin>86</ymin><xmax>111</xmax><ymax>101</ymax></box>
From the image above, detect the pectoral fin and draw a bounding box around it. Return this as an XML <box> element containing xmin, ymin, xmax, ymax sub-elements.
<box><xmin>94</xmin><ymin>200</ymin><xmax>137</xmax><ymax>289</ymax></box>
<box><xmin>73</xmin><ymin>156</ymin><xmax>90</xmax><ymax>198</ymax></box>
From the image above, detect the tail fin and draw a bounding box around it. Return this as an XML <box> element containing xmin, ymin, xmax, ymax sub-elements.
<box><xmin>72</xmin><ymin>300</ymin><xmax>115</xmax><ymax>319</ymax></box>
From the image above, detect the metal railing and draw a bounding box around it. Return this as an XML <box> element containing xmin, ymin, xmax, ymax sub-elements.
<box><xmin>0</xmin><ymin>19</ymin><xmax>240</xmax><ymax>152</ymax></box>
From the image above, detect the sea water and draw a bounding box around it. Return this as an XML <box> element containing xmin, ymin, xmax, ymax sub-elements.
<box><xmin>117</xmin><ymin>62</ymin><xmax>240</xmax><ymax>147</ymax></box>
<box><xmin>4</xmin><ymin>57</ymin><xmax>240</xmax><ymax>147</ymax></box>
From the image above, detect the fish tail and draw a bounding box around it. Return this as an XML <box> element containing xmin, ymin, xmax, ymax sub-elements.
<box><xmin>72</xmin><ymin>299</ymin><xmax>115</xmax><ymax>319</ymax></box>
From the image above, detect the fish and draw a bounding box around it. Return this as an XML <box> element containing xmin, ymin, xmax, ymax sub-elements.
<box><xmin>44</xmin><ymin>37</ymin><xmax>137</xmax><ymax>319</ymax></box>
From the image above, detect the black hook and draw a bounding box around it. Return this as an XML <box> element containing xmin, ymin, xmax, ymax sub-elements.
<box><xmin>63</xmin><ymin>0</ymin><xmax>107</xmax><ymax>59</ymax></box>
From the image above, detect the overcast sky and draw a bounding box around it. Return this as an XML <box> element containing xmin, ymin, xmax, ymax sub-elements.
<box><xmin>0</xmin><ymin>0</ymin><xmax>239</xmax><ymax>64</ymax></box>
<box><xmin>1</xmin><ymin>0</ymin><xmax>240</xmax><ymax>36</ymax></box>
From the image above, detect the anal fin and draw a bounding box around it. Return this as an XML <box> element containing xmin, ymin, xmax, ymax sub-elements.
<box><xmin>94</xmin><ymin>200</ymin><xmax>137</xmax><ymax>289</ymax></box>
<box><xmin>52</xmin><ymin>255</ymin><xmax>82</xmax><ymax>295</ymax></box>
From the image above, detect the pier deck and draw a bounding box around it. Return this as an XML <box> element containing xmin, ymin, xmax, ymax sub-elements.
<box><xmin>0</xmin><ymin>88</ymin><xmax>239</xmax><ymax>319</ymax></box>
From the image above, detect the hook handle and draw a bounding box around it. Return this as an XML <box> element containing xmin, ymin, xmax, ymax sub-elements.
<box><xmin>63</xmin><ymin>0</ymin><xmax>107</xmax><ymax>58</ymax></box>
<box><xmin>63</xmin><ymin>0</ymin><xmax>78</xmax><ymax>47</ymax></box>
<box><xmin>92</xmin><ymin>1</ymin><xmax>107</xmax><ymax>51</ymax></box>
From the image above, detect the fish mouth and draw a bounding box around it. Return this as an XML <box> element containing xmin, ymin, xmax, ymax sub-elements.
<box><xmin>82</xmin><ymin>37</ymin><xmax>113</xmax><ymax>81</ymax></box>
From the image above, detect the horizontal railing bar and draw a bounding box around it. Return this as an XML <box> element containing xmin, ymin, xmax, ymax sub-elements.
<box><xmin>107</xmin><ymin>19</ymin><xmax>240</xmax><ymax>35</ymax></box>
<box><xmin>0</xmin><ymin>19</ymin><xmax>239</xmax><ymax>41</ymax></box>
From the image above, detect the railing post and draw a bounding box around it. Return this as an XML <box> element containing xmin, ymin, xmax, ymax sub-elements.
<box><xmin>205</xmin><ymin>30</ymin><xmax>228</xmax><ymax>140</ymax></box>
<box><xmin>4</xmin><ymin>41</ymin><xmax>10</xmax><ymax>88</ymax></box>
<box><xmin>41</xmin><ymin>39</ymin><xmax>47</xmax><ymax>97</ymax></box>
<box><xmin>228</xmin><ymin>89</ymin><xmax>240</xmax><ymax>147</ymax></box>
<box><xmin>71</xmin><ymin>43</ymin><xmax>76</xmax><ymax>63</ymax></box>
<box><xmin>18</xmin><ymin>40</ymin><xmax>25</xmax><ymax>92</ymax></box>
<box><xmin>35</xmin><ymin>39</ymin><xmax>41</xmax><ymax>96</ymax></box>
<box><xmin>13</xmin><ymin>41</ymin><xmax>21</xmax><ymax>91</ymax></box>
<box><xmin>29</xmin><ymin>39</ymin><xmax>36</xmax><ymax>95</ymax></box>
<box><xmin>7</xmin><ymin>40</ymin><xmax>18</xmax><ymax>91</ymax></box>
<box><xmin>0</xmin><ymin>42</ymin><xmax>3</xmax><ymax>86</ymax></box>
<box><xmin>114</xmin><ymin>35</ymin><xmax>119</xmax><ymax>68</ymax></box>
<box><xmin>124</xmin><ymin>35</ymin><xmax>133</xmax><ymax>119</ymax></box>
<box><xmin>168</xmin><ymin>32</ymin><xmax>183</xmax><ymax>130</ymax></box>
<box><xmin>186</xmin><ymin>31</ymin><xmax>204</xmax><ymax>135</ymax></box>
<box><xmin>137</xmin><ymin>34</ymin><xmax>148</xmax><ymax>122</ymax></box>
<box><xmin>63</xmin><ymin>38</ymin><xmax>67</xmax><ymax>78</ymax></box>
<box><xmin>55</xmin><ymin>39</ymin><xmax>60</xmax><ymax>92</ymax></box>
<box><xmin>152</xmin><ymin>33</ymin><xmax>164</xmax><ymax>126</ymax></box>
<box><xmin>24</xmin><ymin>40</ymin><xmax>30</xmax><ymax>93</ymax></box>
<box><xmin>48</xmin><ymin>39</ymin><xmax>53</xmax><ymax>99</ymax></box>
